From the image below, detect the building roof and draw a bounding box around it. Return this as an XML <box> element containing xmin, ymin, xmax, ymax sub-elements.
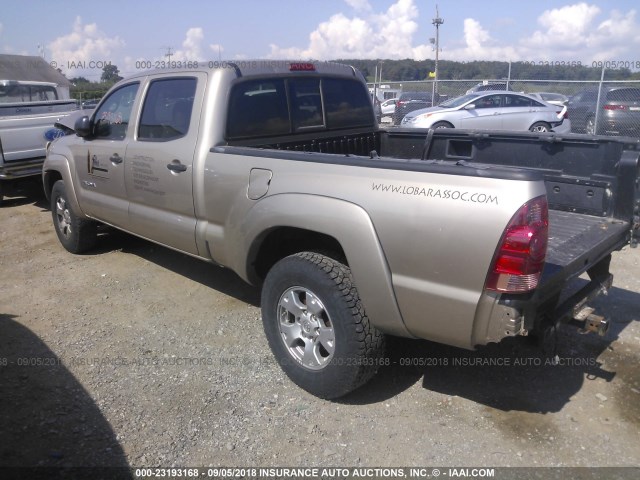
<box><xmin>0</xmin><ymin>54</ymin><xmax>71</xmax><ymax>86</ymax></box>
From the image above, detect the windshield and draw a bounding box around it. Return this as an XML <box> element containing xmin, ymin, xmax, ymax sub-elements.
<box><xmin>439</xmin><ymin>93</ymin><xmax>481</xmax><ymax>108</ymax></box>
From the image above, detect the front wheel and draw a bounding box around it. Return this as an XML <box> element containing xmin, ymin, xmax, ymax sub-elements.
<box><xmin>261</xmin><ymin>252</ymin><xmax>385</xmax><ymax>399</ymax></box>
<box><xmin>431</xmin><ymin>121</ymin><xmax>453</xmax><ymax>129</ymax></box>
<box><xmin>51</xmin><ymin>180</ymin><xmax>97</xmax><ymax>253</ymax></box>
<box><xmin>529</xmin><ymin>121</ymin><xmax>552</xmax><ymax>133</ymax></box>
<box><xmin>585</xmin><ymin>116</ymin><xmax>597</xmax><ymax>135</ymax></box>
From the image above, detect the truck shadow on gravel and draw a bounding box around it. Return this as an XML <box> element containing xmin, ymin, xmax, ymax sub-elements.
<box><xmin>84</xmin><ymin>228</ymin><xmax>261</xmax><ymax>307</ymax></box>
<box><xmin>342</xmin><ymin>285</ymin><xmax>640</xmax><ymax>416</ymax></box>
<box><xmin>0</xmin><ymin>314</ymin><xmax>132</xmax><ymax>477</ymax></box>
<box><xmin>0</xmin><ymin>178</ymin><xmax>46</xmax><ymax>208</ymax></box>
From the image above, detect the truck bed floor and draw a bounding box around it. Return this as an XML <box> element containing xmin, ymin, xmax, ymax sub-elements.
<box><xmin>541</xmin><ymin>210</ymin><xmax>629</xmax><ymax>292</ymax></box>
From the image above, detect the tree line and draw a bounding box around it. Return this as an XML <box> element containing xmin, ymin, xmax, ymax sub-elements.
<box><xmin>68</xmin><ymin>59</ymin><xmax>640</xmax><ymax>102</ymax></box>
<box><xmin>68</xmin><ymin>64</ymin><xmax>123</xmax><ymax>102</ymax></box>
<box><xmin>337</xmin><ymin>59</ymin><xmax>640</xmax><ymax>82</ymax></box>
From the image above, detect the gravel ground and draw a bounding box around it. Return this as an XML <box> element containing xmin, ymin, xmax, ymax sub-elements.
<box><xmin>1</xmin><ymin>182</ymin><xmax>639</xmax><ymax>472</ymax></box>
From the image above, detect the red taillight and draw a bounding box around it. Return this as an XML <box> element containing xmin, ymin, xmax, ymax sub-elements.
<box><xmin>556</xmin><ymin>110</ymin><xmax>568</xmax><ymax>119</ymax></box>
<box><xmin>485</xmin><ymin>195</ymin><xmax>548</xmax><ymax>293</ymax></box>
<box><xmin>604</xmin><ymin>104</ymin><xmax>628</xmax><ymax>110</ymax></box>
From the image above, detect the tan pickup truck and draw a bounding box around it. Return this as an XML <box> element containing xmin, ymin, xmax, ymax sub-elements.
<box><xmin>43</xmin><ymin>61</ymin><xmax>639</xmax><ymax>398</ymax></box>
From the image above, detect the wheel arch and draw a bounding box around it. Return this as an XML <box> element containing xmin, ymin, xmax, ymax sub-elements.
<box><xmin>529</xmin><ymin>120</ymin><xmax>552</xmax><ymax>132</ymax></box>
<box><xmin>249</xmin><ymin>226</ymin><xmax>347</xmax><ymax>283</ymax></box>
<box><xmin>43</xmin><ymin>154</ymin><xmax>85</xmax><ymax>216</ymax></box>
<box><xmin>431</xmin><ymin>120</ymin><xmax>455</xmax><ymax>129</ymax></box>
<box><xmin>238</xmin><ymin>194</ymin><xmax>410</xmax><ymax>337</ymax></box>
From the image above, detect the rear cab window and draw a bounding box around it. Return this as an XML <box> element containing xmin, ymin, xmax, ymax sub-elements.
<box><xmin>226</xmin><ymin>76</ymin><xmax>374</xmax><ymax>140</ymax></box>
<box><xmin>0</xmin><ymin>83</ymin><xmax>58</xmax><ymax>103</ymax></box>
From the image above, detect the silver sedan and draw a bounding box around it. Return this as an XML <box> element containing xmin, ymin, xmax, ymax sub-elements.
<box><xmin>401</xmin><ymin>91</ymin><xmax>571</xmax><ymax>133</ymax></box>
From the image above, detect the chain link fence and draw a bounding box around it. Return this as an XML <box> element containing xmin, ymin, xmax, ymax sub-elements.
<box><xmin>370</xmin><ymin>67</ymin><xmax>640</xmax><ymax>138</ymax></box>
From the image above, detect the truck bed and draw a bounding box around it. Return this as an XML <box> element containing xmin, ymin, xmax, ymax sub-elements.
<box><xmin>543</xmin><ymin>210</ymin><xmax>629</xmax><ymax>291</ymax></box>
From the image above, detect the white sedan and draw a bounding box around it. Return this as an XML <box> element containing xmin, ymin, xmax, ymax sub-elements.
<box><xmin>381</xmin><ymin>98</ymin><xmax>397</xmax><ymax>115</ymax></box>
<box><xmin>401</xmin><ymin>91</ymin><xmax>571</xmax><ymax>133</ymax></box>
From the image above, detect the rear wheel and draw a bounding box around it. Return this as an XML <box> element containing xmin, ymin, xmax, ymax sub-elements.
<box><xmin>529</xmin><ymin>121</ymin><xmax>552</xmax><ymax>133</ymax></box>
<box><xmin>261</xmin><ymin>252</ymin><xmax>385</xmax><ymax>399</ymax></box>
<box><xmin>432</xmin><ymin>121</ymin><xmax>453</xmax><ymax>129</ymax></box>
<box><xmin>51</xmin><ymin>180</ymin><xmax>97</xmax><ymax>253</ymax></box>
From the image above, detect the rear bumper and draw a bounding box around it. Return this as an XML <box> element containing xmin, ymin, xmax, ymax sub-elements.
<box><xmin>0</xmin><ymin>158</ymin><xmax>45</xmax><ymax>180</ymax></box>
<box><xmin>601</xmin><ymin>119</ymin><xmax>640</xmax><ymax>136</ymax></box>
<box><xmin>551</xmin><ymin>119</ymin><xmax>571</xmax><ymax>134</ymax></box>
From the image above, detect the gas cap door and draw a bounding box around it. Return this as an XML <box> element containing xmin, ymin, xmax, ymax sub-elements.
<box><xmin>248</xmin><ymin>168</ymin><xmax>273</xmax><ymax>200</ymax></box>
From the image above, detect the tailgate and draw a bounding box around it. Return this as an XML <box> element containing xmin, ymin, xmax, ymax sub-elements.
<box><xmin>1</xmin><ymin>101</ymin><xmax>76</xmax><ymax>162</ymax></box>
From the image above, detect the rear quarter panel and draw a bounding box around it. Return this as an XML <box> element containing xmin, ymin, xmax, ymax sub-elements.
<box><xmin>200</xmin><ymin>149</ymin><xmax>546</xmax><ymax>348</ymax></box>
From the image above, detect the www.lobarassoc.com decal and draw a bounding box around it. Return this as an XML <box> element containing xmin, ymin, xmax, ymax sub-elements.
<box><xmin>371</xmin><ymin>182</ymin><xmax>499</xmax><ymax>205</ymax></box>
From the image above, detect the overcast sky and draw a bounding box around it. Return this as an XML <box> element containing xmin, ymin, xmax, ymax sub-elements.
<box><xmin>1</xmin><ymin>0</ymin><xmax>639</xmax><ymax>79</ymax></box>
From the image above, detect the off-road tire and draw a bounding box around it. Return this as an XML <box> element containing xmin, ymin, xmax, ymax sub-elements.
<box><xmin>261</xmin><ymin>252</ymin><xmax>385</xmax><ymax>399</ymax></box>
<box><xmin>51</xmin><ymin>180</ymin><xmax>97</xmax><ymax>254</ymax></box>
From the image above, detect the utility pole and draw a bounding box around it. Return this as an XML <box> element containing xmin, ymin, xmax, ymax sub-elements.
<box><xmin>164</xmin><ymin>47</ymin><xmax>174</xmax><ymax>63</ymax></box>
<box><xmin>432</xmin><ymin>5</ymin><xmax>444</xmax><ymax>105</ymax></box>
<box><xmin>373</xmin><ymin>64</ymin><xmax>378</xmax><ymax>102</ymax></box>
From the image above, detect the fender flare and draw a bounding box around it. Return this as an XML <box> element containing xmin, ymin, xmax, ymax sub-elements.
<box><xmin>235</xmin><ymin>193</ymin><xmax>411</xmax><ymax>337</ymax></box>
<box><xmin>42</xmin><ymin>154</ymin><xmax>86</xmax><ymax>217</ymax></box>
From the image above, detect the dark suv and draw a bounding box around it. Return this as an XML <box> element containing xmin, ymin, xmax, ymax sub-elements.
<box><xmin>568</xmin><ymin>87</ymin><xmax>640</xmax><ymax>136</ymax></box>
<box><xmin>392</xmin><ymin>91</ymin><xmax>435</xmax><ymax>125</ymax></box>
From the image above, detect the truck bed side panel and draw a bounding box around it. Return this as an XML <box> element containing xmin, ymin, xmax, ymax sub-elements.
<box><xmin>203</xmin><ymin>147</ymin><xmax>545</xmax><ymax>348</ymax></box>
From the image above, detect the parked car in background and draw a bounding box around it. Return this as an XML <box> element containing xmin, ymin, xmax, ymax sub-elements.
<box><xmin>392</xmin><ymin>91</ymin><xmax>435</xmax><ymax>125</ymax></box>
<box><xmin>373</xmin><ymin>98</ymin><xmax>382</xmax><ymax>123</ymax></box>
<box><xmin>568</xmin><ymin>87</ymin><xmax>640</xmax><ymax>136</ymax></box>
<box><xmin>466</xmin><ymin>82</ymin><xmax>513</xmax><ymax>94</ymax></box>
<box><xmin>401</xmin><ymin>91</ymin><xmax>570</xmax><ymax>133</ymax></box>
<box><xmin>381</xmin><ymin>98</ymin><xmax>396</xmax><ymax>116</ymax></box>
<box><xmin>81</xmin><ymin>98</ymin><xmax>101</xmax><ymax>109</ymax></box>
<box><xmin>529</xmin><ymin>92</ymin><xmax>568</xmax><ymax>107</ymax></box>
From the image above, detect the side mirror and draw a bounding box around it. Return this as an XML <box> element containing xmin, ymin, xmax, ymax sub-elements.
<box><xmin>464</xmin><ymin>104</ymin><xmax>476</xmax><ymax>110</ymax></box>
<box><xmin>74</xmin><ymin>116</ymin><xmax>92</xmax><ymax>138</ymax></box>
